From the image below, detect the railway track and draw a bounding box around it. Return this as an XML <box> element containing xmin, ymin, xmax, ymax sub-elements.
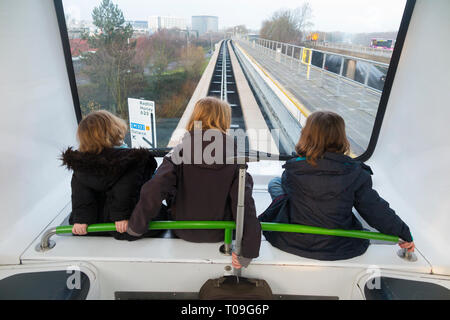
<box><xmin>208</xmin><ymin>40</ymin><xmax>245</xmax><ymax>130</ymax></box>
<box><xmin>171</xmin><ymin>39</ymin><xmax>301</xmax><ymax>156</ymax></box>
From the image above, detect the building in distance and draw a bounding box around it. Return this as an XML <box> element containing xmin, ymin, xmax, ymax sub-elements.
<box><xmin>191</xmin><ymin>16</ymin><xmax>218</xmax><ymax>36</ymax></box>
<box><xmin>126</xmin><ymin>20</ymin><xmax>149</xmax><ymax>37</ymax></box>
<box><xmin>127</xmin><ymin>20</ymin><xmax>148</xmax><ymax>30</ymax></box>
<box><xmin>148</xmin><ymin>16</ymin><xmax>188</xmax><ymax>33</ymax></box>
<box><xmin>66</xmin><ymin>18</ymin><xmax>97</xmax><ymax>39</ymax></box>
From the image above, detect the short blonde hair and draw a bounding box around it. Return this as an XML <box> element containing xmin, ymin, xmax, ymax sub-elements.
<box><xmin>186</xmin><ymin>97</ymin><xmax>231</xmax><ymax>133</ymax></box>
<box><xmin>77</xmin><ymin>110</ymin><xmax>127</xmax><ymax>154</ymax></box>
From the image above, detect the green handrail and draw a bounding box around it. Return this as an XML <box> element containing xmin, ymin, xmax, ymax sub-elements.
<box><xmin>56</xmin><ymin>220</ymin><xmax>399</xmax><ymax>243</ymax></box>
<box><xmin>261</xmin><ymin>222</ymin><xmax>399</xmax><ymax>242</ymax></box>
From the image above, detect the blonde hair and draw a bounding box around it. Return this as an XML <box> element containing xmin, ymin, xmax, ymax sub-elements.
<box><xmin>186</xmin><ymin>97</ymin><xmax>231</xmax><ymax>133</ymax></box>
<box><xmin>77</xmin><ymin>110</ymin><xmax>128</xmax><ymax>154</ymax></box>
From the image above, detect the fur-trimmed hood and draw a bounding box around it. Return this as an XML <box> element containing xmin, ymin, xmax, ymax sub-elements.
<box><xmin>65</xmin><ymin>147</ymin><xmax>160</xmax><ymax>228</ymax></box>
<box><xmin>61</xmin><ymin>147</ymin><xmax>157</xmax><ymax>177</ymax></box>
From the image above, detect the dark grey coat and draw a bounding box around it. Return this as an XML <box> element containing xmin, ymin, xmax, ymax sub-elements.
<box><xmin>127</xmin><ymin>131</ymin><xmax>262</xmax><ymax>259</ymax></box>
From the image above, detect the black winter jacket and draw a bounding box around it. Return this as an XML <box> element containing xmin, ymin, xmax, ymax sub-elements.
<box><xmin>259</xmin><ymin>152</ymin><xmax>413</xmax><ymax>261</ymax></box>
<box><xmin>61</xmin><ymin>147</ymin><xmax>161</xmax><ymax>240</ymax></box>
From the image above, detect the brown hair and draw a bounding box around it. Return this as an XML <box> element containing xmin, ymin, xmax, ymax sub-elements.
<box><xmin>186</xmin><ymin>97</ymin><xmax>231</xmax><ymax>133</ymax></box>
<box><xmin>77</xmin><ymin>110</ymin><xmax>128</xmax><ymax>154</ymax></box>
<box><xmin>295</xmin><ymin>111</ymin><xmax>350</xmax><ymax>166</ymax></box>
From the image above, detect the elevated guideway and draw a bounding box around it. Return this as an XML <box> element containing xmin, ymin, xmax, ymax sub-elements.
<box><xmin>167</xmin><ymin>41</ymin><xmax>224</xmax><ymax>147</ymax></box>
<box><xmin>168</xmin><ymin>40</ymin><xmax>279</xmax><ymax>155</ymax></box>
<box><xmin>235</xmin><ymin>37</ymin><xmax>389</xmax><ymax>155</ymax></box>
<box><xmin>226</xmin><ymin>41</ymin><xmax>278</xmax><ymax>154</ymax></box>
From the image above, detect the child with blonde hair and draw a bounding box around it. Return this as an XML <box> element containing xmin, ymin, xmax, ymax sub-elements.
<box><xmin>62</xmin><ymin>110</ymin><xmax>164</xmax><ymax>240</ymax></box>
<box><xmin>126</xmin><ymin>97</ymin><xmax>261</xmax><ymax>268</ymax></box>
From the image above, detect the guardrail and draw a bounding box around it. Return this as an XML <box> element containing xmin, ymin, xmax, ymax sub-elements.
<box><xmin>237</xmin><ymin>36</ymin><xmax>390</xmax><ymax>94</ymax></box>
<box><xmin>312</xmin><ymin>42</ymin><xmax>393</xmax><ymax>58</ymax></box>
<box><xmin>39</xmin><ymin>220</ymin><xmax>399</xmax><ymax>251</ymax></box>
<box><xmin>39</xmin><ymin>220</ymin><xmax>418</xmax><ymax>261</ymax></box>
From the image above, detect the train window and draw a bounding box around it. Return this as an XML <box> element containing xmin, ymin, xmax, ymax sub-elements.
<box><xmin>364</xmin><ymin>277</ymin><xmax>450</xmax><ymax>300</ymax></box>
<box><xmin>57</xmin><ymin>0</ymin><xmax>412</xmax><ymax>158</ymax></box>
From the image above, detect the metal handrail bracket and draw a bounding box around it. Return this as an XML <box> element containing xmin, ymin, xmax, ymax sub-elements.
<box><xmin>36</xmin><ymin>227</ymin><xmax>57</xmax><ymax>252</ymax></box>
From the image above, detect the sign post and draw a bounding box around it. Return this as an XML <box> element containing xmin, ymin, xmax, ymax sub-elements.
<box><xmin>127</xmin><ymin>98</ymin><xmax>157</xmax><ymax>148</ymax></box>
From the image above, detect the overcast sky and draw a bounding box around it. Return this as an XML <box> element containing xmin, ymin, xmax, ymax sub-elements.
<box><xmin>63</xmin><ymin>0</ymin><xmax>407</xmax><ymax>33</ymax></box>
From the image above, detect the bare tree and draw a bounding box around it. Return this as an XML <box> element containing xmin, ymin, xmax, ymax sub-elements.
<box><xmin>226</xmin><ymin>25</ymin><xmax>249</xmax><ymax>35</ymax></box>
<box><xmin>260</xmin><ymin>2</ymin><xmax>313</xmax><ymax>44</ymax></box>
<box><xmin>294</xmin><ymin>3</ymin><xmax>314</xmax><ymax>35</ymax></box>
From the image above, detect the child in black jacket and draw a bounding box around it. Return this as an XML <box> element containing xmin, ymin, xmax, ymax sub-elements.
<box><xmin>259</xmin><ymin>111</ymin><xmax>415</xmax><ymax>260</ymax></box>
<box><xmin>61</xmin><ymin>110</ymin><xmax>163</xmax><ymax>240</ymax></box>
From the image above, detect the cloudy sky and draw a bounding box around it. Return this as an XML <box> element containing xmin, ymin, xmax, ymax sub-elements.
<box><xmin>63</xmin><ymin>0</ymin><xmax>407</xmax><ymax>33</ymax></box>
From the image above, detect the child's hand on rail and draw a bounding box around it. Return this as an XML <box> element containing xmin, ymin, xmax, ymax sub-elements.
<box><xmin>232</xmin><ymin>252</ymin><xmax>242</xmax><ymax>269</ymax></box>
<box><xmin>72</xmin><ymin>223</ymin><xmax>88</xmax><ymax>235</ymax></box>
<box><xmin>115</xmin><ymin>220</ymin><xmax>128</xmax><ymax>233</ymax></box>
<box><xmin>232</xmin><ymin>252</ymin><xmax>252</xmax><ymax>269</ymax></box>
<box><xmin>399</xmin><ymin>241</ymin><xmax>415</xmax><ymax>252</ymax></box>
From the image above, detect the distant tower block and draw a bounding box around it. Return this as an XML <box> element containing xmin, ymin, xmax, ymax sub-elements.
<box><xmin>192</xmin><ymin>16</ymin><xmax>218</xmax><ymax>36</ymax></box>
<box><xmin>148</xmin><ymin>16</ymin><xmax>187</xmax><ymax>33</ymax></box>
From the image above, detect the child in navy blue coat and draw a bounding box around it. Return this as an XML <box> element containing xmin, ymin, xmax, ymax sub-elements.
<box><xmin>259</xmin><ymin>111</ymin><xmax>415</xmax><ymax>260</ymax></box>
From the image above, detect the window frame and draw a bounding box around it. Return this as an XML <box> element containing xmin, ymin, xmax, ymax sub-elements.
<box><xmin>54</xmin><ymin>0</ymin><xmax>82</xmax><ymax>123</ymax></box>
<box><xmin>53</xmin><ymin>0</ymin><xmax>416</xmax><ymax>161</ymax></box>
<box><xmin>357</xmin><ymin>0</ymin><xmax>416</xmax><ymax>161</ymax></box>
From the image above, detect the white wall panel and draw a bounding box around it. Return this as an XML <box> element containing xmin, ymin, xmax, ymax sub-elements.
<box><xmin>368</xmin><ymin>0</ymin><xmax>450</xmax><ymax>274</ymax></box>
<box><xmin>0</xmin><ymin>0</ymin><xmax>78</xmax><ymax>264</ymax></box>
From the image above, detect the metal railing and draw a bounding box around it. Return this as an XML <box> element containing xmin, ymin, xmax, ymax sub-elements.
<box><xmin>39</xmin><ymin>220</ymin><xmax>399</xmax><ymax>251</ymax></box>
<box><xmin>39</xmin><ymin>220</ymin><xmax>418</xmax><ymax>261</ymax></box>
<box><xmin>312</xmin><ymin>42</ymin><xmax>393</xmax><ymax>58</ymax></box>
<box><xmin>237</xmin><ymin>36</ymin><xmax>390</xmax><ymax>95</ymax></box>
